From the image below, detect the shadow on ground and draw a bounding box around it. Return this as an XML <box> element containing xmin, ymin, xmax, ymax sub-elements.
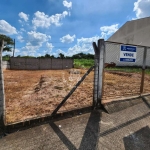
<box><xmin>50</xmin><ymin>110</ymin><xmax>101</xmax><ymax>150</ymax></box>
<box><xmin>123</xmin><ymin>126</ymin><xmax>150</xmax><ymax>150</ymax></box>
<box><xmin>0</xmin><ymin>95</ymin><xmax>150</xmax><ymax>150</ymax></box>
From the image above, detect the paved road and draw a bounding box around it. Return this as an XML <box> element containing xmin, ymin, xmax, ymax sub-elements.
<box><xmin>0</xmin><ymin>96</ymin><xmax>150</xmax><ymax>150</ymax></box>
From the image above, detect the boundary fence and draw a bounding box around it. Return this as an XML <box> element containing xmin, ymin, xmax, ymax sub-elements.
<box><xmin>0</xmin><ymin>39</ymin><xmax>150</xmax><ymax>129</ymax></box>
<box><xmin>0</xmin><ymin>40</ymin><xmax>96</xmax><ymax>127</ymax></box>
<box><xmin>10</xmin><ymin>58</ymin><xmax>73</xmax><ymax>70</ymax></box>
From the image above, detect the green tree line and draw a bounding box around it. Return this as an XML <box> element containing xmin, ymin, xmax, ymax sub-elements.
<box><xmin>1</xmin><ymin>34</ymin><xmax>94</xmax><ymax>60</ymax></box>
<box><xmin>3</xmin><ymin>52</ymin><xmax>94</xmax><ymax>60</ymax></box>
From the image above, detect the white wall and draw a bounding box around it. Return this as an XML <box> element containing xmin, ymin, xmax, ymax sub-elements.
<box><xmin>2</xmin><ymin>61</ymin><xmax>10</xmax><ymax>69</ymax></box>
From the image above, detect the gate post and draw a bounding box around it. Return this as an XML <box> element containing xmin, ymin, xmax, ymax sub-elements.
<box><xmin>140</xmin><ymin>46</ymin><xmax>147</xmax><ymax>94</ymax></box>
<box><xmin>93</xmin><ymin>39</ymin><xmax>105</xmax><ymax>108</ymax></box>
<box><xmin>93</xmin><ymin>42</ymin><xmax>99</xmax><ymax>108</ymax></box>
<box><xmin>0</xmin><ymin>40</ymin><xmax>5</xmax><ymax>127</ymax></box>
<box><xmin>97</xmin><ymin>39</ymin><xmax>105</xmax><ymax>107</ymax></box>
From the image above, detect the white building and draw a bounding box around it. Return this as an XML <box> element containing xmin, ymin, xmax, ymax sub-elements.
<box><xmin>105</xmin><ymin>17</ymin><xmax>150</xmax><ymax>67</ymax></box>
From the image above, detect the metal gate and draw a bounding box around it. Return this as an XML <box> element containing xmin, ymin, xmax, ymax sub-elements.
<box><xmin>102</xmin><ymin>41</ymin><xmax>150</xmax><ymax>103</ymax></box>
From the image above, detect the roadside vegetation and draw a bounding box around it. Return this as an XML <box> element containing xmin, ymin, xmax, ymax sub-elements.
<box><xmin>105</xmin><ymin>67</ymin><xmax>150</xmax><ymax>75</ymax></box>
<box><xmin>74</xmin><ymin>59</ymin><xmax>94</xmax><ymax>68</ymax></box>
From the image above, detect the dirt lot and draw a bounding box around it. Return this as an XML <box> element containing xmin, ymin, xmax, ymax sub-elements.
<box><xmin>103</xmin><ymin>72</ymin><xmax>150</xmax><ymax>103</ymax></box>
<box><xmin>3</xmin><ymin>69</ymin><xmax>150</xmax><ymax>124</ymax></box>
<box><xmin>103</xmin><ymin>71</ymin><xmax>150</xmax><ymax>102</ymax></box>
<box><xmin>4</xmin><ymin>69</ymin><xmax>94</xmax><ymax>124</ymax></box>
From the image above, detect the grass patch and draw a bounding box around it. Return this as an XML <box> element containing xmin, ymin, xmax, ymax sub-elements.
<box><xmin>2</xmin><ymin>57</ymin><xmax>10</xmax><ymax>61</ymax></box>
<box><xmin>74</xmin><ymin>59</ymin><xmax>94</xmax><ymax>69</ymax></box>
<box><xmin>105</xmin><ymin>67</ymin><xmax>150</xmax><ymax>75</ymax></box>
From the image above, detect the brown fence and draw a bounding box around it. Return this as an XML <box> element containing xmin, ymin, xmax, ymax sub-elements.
<box><xmin>10</xmin><ymin>58</ymin><xmax>73</xmax><ymax>70</ymax></box>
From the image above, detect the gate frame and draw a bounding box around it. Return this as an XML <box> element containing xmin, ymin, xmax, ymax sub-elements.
<box><xmin>93</xmin><ymin>39</ymin><xmax>105</xmax><ymax>108</ymax></box>
<box><xmin>102</xmin><ymin>40</ymin><xmax>150</xmax><ymax>103</ymax></box>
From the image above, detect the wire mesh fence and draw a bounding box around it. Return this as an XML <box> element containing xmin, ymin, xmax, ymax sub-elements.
<box><xmin>102</xmin><ymin>42</ymin><xmax>150</xmax><ymax>103</ymax></box>
<box><xmin>143</xmin><ymin>47</ymin><xmax>150</xmax><ymax>94</ymax></box>
<box><xmin>2</xmin><ymin>39</ymin><xmax>150</xmax><ymax>126</ymax></box>
<box><xmin>3</xmin><ymin>64</ymin><xmax>94</xmax><ymax>125</ymax></box>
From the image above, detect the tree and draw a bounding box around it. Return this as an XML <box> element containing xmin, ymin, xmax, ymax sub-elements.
<box><xmin>72</xmin><ymin>52</ymin><xmax>94</xmax><ymax>59</ymax></box>
<box><xmin>59</xmin><ymin>53</ymin><xmax>65</xmax><ymax>59</ymax></box>
<box><xmin>17</xmin><ymin>55</ymin><xmax>21</xmax><ymax>57</ymax></box>
<box><xmin>44</xmin><ymin>54</ymin><xmax>55</xmax><ymax>58</ymax></box>
<box><xmin>45</xmin><ymin>54</ymin><xmax>51</xmax><ymax>58</ymax></box>
<box><xmin>0</xmin><ymin>34</ymin><xmax>14</xmax><ymax>52</ymax></box>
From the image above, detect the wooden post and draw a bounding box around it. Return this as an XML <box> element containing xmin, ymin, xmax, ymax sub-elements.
<box><xmin>140</xmin><ymin>47</ymin><xmax>147</xmax><ymax>94</ymax></box>
<box><xmin>0</xmin><ymin>40</ymin><xmax>5</xmax><ymax>126</ymax></box>
<box><xmin>93</xmin><ymin>42</ymin><xmax>99</xmax><ymax>108</ymax></box>
<box><xmin>97</xmin><ymin>39</ymin><xmax>105</xmax><ymax>107</ymax></box>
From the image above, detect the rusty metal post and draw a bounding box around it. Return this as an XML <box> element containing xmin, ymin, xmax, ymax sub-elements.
<box><xmin>140</xmin><ymin>47</ymin><xmax>147</xmax><ymax>94</ymax></box>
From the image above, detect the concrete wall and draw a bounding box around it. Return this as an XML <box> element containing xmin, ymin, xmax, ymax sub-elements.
<box><xmin>10</xmin><ymin>58</ymin><xmax>73</xmax><ymax>70</ymax></box>
<box><xmin>2</xmin><ymin>61</ymin><xmax>10</xmax><ymax>69</ymax></box>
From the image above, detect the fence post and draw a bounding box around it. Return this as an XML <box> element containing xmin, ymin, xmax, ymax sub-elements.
<box><xmin>140</xmin><ymin>47</ymin><xmax>147</xmax><ymax>94</ymax></box>
<box><xmin>0</xmin><ymin>40</ymin><xmax>5</xmax><ymax>127</ymax></box>
<box><xmin>97</xmin><ymin>39</ymin><xmax>105</xmax><ymax>107</ymax></box>
<box><xmin>93</xmin><ymin>42</ymin><xmax>99</xmax><ymax>108</ymax></box>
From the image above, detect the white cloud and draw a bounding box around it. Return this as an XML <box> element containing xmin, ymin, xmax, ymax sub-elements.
<box><xmin>21</xmin><ymin>44</ymin><xmax>39</xmax><ymax>53</ymax></box>
<box><xmin>67</xmin><ymin>36</ymin><xmax>101</xmax><ymax>56</ymax></box>
<box><xmin>27</xmin><ymin>31</ymin><xmax>51</xmax><ymax>46</ymax></box>
<box><xmin>2</xmin><ymin>51</ymin><xmax>13</xmax><ymax>56</ymax></box>
<box><xmin>13</xmin><ymin>49</ymin><xmax>20</xmax><ymax>57</ymax></box>
<box><xmin>0</xmin><ymin>20</ymin><xmax>17</xmax><ymax>35</ymax></box>
<box><xmin>100</xmin><ymin>24</ymin><xmax>119</xmax><ymax>39</ymax></box>
<box><xmin>18</xmin><ymin>12</ymin><xmax>29</xmax><ymax>22</ymax></box>
<box><xmin>15</xmin><ymin>49</ymin><xmax>20</xmax><ymax>53</ymax></box>
<box><xmin>133</xmin><ymin>0</ymin><xmax>150</xmax><ymax>18</ymax></box>
<box><xmin>60</xmin><ymin>34</ymin><xmax>76</xmax><ymax>43</ymax></box>
<box><xmin>3</xmin><ymin>48</ymin><xmax>20</xmax><ymax>57</ymax></box>
<box><xmin>46</xmin><ymin>42</ymin><xmax>54</xmax><ymax>51</ymax></box>
<box><xmin>43</xmin><ymin>43</ymin><xmax>54</xmax><ymax>55</ymax></box>
<box><xmin>21</xmin><ymin>31</ymin><xmax>51</xmax><ymax>53</ymax></box>
<box><xmin>17</xmin><ymin>35</ymin><xmax>24</xmax><ymax>42</ymax></box>
<box><xmin>77</xmin><ymin>36</ymin><xmax>101</xmax><ymax>44</ymax></box>
<box><xmin>57</xmin><ymin>49</ymin><xmax>66</xmax><ymax>55</ymax></box>
<box><xmin>66</xmin><ymin>24</ymin><xmax>119</xmax><ymax>56</ymax></box>
<box><xmin>63</xmin><ymin>0</ymin><xmax>72</xmax><ymax>9</ymax></box>
<box><xmin>20</xmin><ymin>28</ymin><xmax>26</xmax><ymax>32</ymax></box>
<box><xmin>32</xmin><ymin>11</ymin><xmax>68</xmax><ymax>29</ymax></box>
<box><xmin>18</xmin><ymin>20</ymin><xmax>23</xmax><ymax>24</ymax></box>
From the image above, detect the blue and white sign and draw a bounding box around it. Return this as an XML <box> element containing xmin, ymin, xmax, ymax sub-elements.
<box><xmin>120</xmin><ymin>45</ymin><xmax>137</xmax><ymax>62</ymax></box>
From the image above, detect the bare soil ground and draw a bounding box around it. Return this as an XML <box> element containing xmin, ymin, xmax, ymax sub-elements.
<box><xmin>3</xmin><ymin>69</ymin><xmax>150</xmax><ymax>124</ymax></box>
<box><xmin>4</xmin><ymin>69</ymin><xmax>94</xmax><ymax>124</ymax></box>
<box><xmin>103</xmin><ymin>71</ymin><xmax>150</xmax><ymax>102</ymax></box>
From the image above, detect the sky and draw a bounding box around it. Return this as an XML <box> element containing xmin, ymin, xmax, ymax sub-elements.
<box><xmin>0</xmin><ymin>0</ymin><xmax>150</xmax><ymax>57</ymax></box>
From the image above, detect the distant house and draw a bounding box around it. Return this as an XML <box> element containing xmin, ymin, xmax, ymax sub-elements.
<box><xmin>105</xmin><ymin>17</ymin><xmax>150</xmax><ymax>67</ymax></box>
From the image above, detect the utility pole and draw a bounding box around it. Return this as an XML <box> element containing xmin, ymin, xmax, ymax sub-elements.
<box><xmin>13</xmin><ymin>39</ymin><xmax>15</xmax><ymax>57</ymax></box>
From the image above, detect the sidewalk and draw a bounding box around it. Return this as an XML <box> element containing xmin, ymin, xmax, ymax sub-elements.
<box><xmin>0</xmin><ymin>96</ymin><xmax>150</xmax><ymax>150</ymax></box>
